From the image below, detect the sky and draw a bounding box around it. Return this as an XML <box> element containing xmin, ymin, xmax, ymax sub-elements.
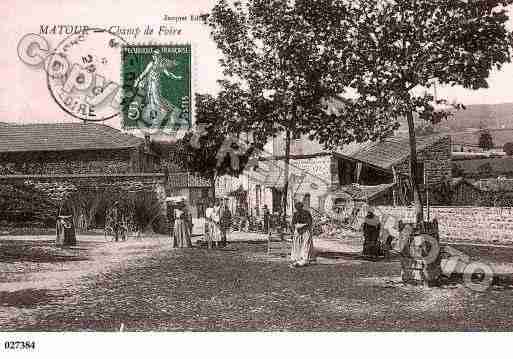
<box><xmin>1</xmin><ymin>0</ymin><xmax>512</xmax><ymax>128</ymax></box>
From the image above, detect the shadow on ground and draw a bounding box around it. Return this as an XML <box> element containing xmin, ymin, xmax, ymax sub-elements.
<box><xmin>0</xmin><ymin>289</ymin><xmax>67</xmax><ymax>308</ymax></box>
<box><xmin>0</xmin><ymin>240</ymin><xmax>89</xmax><ymax>263</ymax></box>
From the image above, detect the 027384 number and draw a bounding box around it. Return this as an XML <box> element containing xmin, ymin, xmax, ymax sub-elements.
<box><xmin>4</xmin><ymin>341</ymin><xmax>36</xmax><ymax>350</ymax></box>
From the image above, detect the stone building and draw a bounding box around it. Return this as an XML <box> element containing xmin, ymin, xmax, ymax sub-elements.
<box><xmin>244</xmin><ymin>133</ymin><xmax>452</xmax><ymax>217</ymax></box>
<box><xmin>0</xmin><ymin>122</ymin><xmax>210</xmax><ymax>229</ymax></box>
<box><xmin>0</xmin><ymin>122</ymin><xmax>159</xmax><ymax>175</ymax></box>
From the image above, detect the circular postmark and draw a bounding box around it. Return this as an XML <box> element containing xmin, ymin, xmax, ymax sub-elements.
<box><xmin>46</xmin><ymin>28</ymin><xmax>128</xmax><ymax>122</ymax></box>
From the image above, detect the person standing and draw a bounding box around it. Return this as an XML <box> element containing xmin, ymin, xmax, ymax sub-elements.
<box><xmin>211</xmin><ymin>199</ymin><xmax>223</xmax><ymax>248</ymax></box>
<box><xmin>56</xmin><ymin>216</ymin><xmax>66</xmax><ymax>246</ymax></box>
<box><xmin>220</xmin><ymin>199</ymin><xmax>232</xmax><ymax>247</ymax></box>
<box><xmin>204</xmin><ymin>199</ymin><xmax>214</xmax><ymax>248</ymax></box>
<box><xmin>173</xmin><ymin>199</ymin><xmax>192</xmax><ymax>248</ymax></box>
<box><xmin>290</xmin><ymin>202</ymin><xmax>314</xmax><ymax>267</ymax></box>
<box><xmin>362</xmin><ymin>209</ymin><xmax>381</xmax><ymax>260</ymax></box>
<box><xmin>263</xmin><ymin>204</ymin><xmax>270</xmax><ymax>234</ymax></box>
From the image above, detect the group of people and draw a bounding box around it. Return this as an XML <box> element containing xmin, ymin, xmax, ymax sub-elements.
<box><xmin>109</xmin><ymin>194</ymin><xmax>388</xmax><ymax>267</ymax></box>
<box><xmin>168</xmin><ymin>197</ymin><xmax>232</xmax><ymax>249</ymax></box>
<box><xmin>168</xmin><ymin>197</ymin><xmax>395</xmax><ymax>268</ymax></box>
<box><xmin>167</xmin><ymin>196</ymin><xmax>316</xmax><ymax>268</ymax></box>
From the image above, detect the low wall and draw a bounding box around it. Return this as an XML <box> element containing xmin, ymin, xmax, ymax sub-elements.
<box><xmin>374</xmin><ymin>206</ymin><xmax>513</xmax><ymax>243</ymax></box>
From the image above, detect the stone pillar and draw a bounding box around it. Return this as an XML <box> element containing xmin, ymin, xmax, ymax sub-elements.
<box><xmin>399</xmin><ymin>220</ymin><xmax>442</xmax><ymax>286</ymax></box>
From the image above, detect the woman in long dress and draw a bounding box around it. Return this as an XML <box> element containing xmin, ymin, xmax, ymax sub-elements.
<box><xmin>362</xmin><ymin>210</ymin><xmax>381</xmax><ymax>259</ymax></box>
<box><xmin>290</xmin><ymin>202</ymin><xmax>314</xmax><ymax>267</ymax></box>
<box><xmin>173</xmin><ymin>201</ymin><xmax>192</xmax><ymax>248</ymax></box>
<box><xmin>220</xmin><ymin>200</ymin><xmax>232</xmax><ymax>247</ymax></box>
<box><xmin>210</xmin><ymin>199</ymin><xmax>222</xmax><ymax>248</ymax></box>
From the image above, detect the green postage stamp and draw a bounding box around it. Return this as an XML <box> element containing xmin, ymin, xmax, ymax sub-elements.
<box><xmin>121</xmin><ymin>44</ymin><xmax>192</xmax><ymax>130</ymax></box>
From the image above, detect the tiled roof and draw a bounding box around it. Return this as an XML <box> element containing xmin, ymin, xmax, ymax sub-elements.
<box><xmin>274</xmin><ymin>132</ymin><xmax>448</xmax><ymax>170</ymax></box>
<box><xmin>336</xmin><ymin>134</ymin><xmax>448</xmax><ymax>170</ymax></box>
<box><xmin>333</xmin><ymin>183</ymin><xmax>395</xmax><ymax>202</ymax></box>
<box><xmin>0</xmin><ymin>123</ymin><xmax>143</xmax><ymax>153</ymax></box>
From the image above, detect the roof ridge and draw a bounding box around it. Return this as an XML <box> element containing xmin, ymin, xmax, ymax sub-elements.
<box><xmin>0</xmin><ymin>122</ymin><xmax>142</xmax><ymax>152</ymax></box>
<box><xmin>88</xmin><ymin>123</ymin><xmax>141</xmax><ymax>146</ymax></box>
<box><xmin>384</xmin><ymin>133</ymin><xmax>447</xmax><ymax>167</ymax></box>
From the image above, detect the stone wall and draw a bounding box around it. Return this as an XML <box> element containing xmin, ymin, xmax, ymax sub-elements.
<box><xmin>394</xmin><ymin>136</ymin><xmax>452</xmax><ymax>187</ymax></box>
<box><xmin>0</xmin><ymin>148</ymin><xmax>162</xmax><ymax>175</ymax></box>
<box><xmin>374</xmin><ymin>205</ymin><xmax>513</xmax><ymax>243</ymax></box>
<box><xmin>0</xmin><ymin>149</ymin><xmax>136</xmax><ymax>175</ymax></box>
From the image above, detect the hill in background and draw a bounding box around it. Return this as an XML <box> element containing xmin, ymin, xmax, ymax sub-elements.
<box><xmin>438</xmin><ymin>102</ymin><xmax>513</xmax><ymax>131</ymax></box>
<box><xmin>432</xmin><ymin>103</ymin><xmax>513</xmax><ymax>148</ymax></box>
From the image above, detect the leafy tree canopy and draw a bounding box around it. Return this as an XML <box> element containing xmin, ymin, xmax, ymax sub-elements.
<box><xmin>208</xmin><ymin>0</ymin><xmax>513</xmax><ymax>150</ymax></box>
<box><xmin>307</xmin><ymin>0</ymin><xmax>513</xmax><ymax>147</ymax></box>
<box><xmin>167</xmin><ymin>93</ymin><xmax>256</xmax><ymax>185</ymax></box>
<box><xmin>208</xmin><ymin>0</ymin><xmax>398</xmax><ymax>147</ymax></box>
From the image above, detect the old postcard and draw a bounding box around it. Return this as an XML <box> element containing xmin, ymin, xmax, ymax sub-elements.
<box><xmin>1</xmin><ymin>0</ymin><xmax>513</xmax><ymax>357</ymax></box>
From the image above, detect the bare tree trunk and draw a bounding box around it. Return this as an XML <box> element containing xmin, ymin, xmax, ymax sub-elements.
<box><xmin>282</xmin><ymin>129</ymin><xmax>291</xmax><ymax>226</ymax></box>
<box><xmin>211</xmin><ymin>171</ymin><xmax>217</xmax><ymax>199</ymax></box>
<box><xmin>406</xmin><ymin>110</ymin><xmax>424</xmax><ymax>226</ymax></box>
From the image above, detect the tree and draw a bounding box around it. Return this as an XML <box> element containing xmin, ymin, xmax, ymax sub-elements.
<box><xmin>207</xmin><ymin>0</ymin><xmax>396</xmax><ymax>222</ymax></box>
<box><xmin>310</xmin><ymin>0</ymin><xmax>513</xmax><ymax>225</ymax></box>
<box><xmin>207</xmin><ymin>0</ymin><xmax>513</xmax><ymax>227</ymax></box>
<box><xmin>504</xmin><ymin>142</ymin><xmax>513</xmax><ymax>156</ymax></box>
<box><xmin>167</xmin><ymin>93</ymin><xmax>256</xmax><ymax>196</ymax></box>
<box><xmin>478</xmin><ymin>129</ymin><xmax>494</xmax><ymax>151</ymax></box>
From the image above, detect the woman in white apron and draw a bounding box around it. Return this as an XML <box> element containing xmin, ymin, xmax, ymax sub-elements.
<box><xmin>290</xmin><ymin>202</ymin><xmax>314</xmax><ymax>267</ymax></box>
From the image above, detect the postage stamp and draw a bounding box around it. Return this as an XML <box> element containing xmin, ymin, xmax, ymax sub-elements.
<box><xmin>121</xmin><ymin>44</ymin><xmax>192</xmax><ymax>131</ymax></box>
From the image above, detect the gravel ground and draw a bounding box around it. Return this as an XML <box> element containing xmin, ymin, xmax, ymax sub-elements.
<box><xmin>1</xmin><ymin>233</ymin><xmax>513</xmax><ymax>331</ymax></box>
